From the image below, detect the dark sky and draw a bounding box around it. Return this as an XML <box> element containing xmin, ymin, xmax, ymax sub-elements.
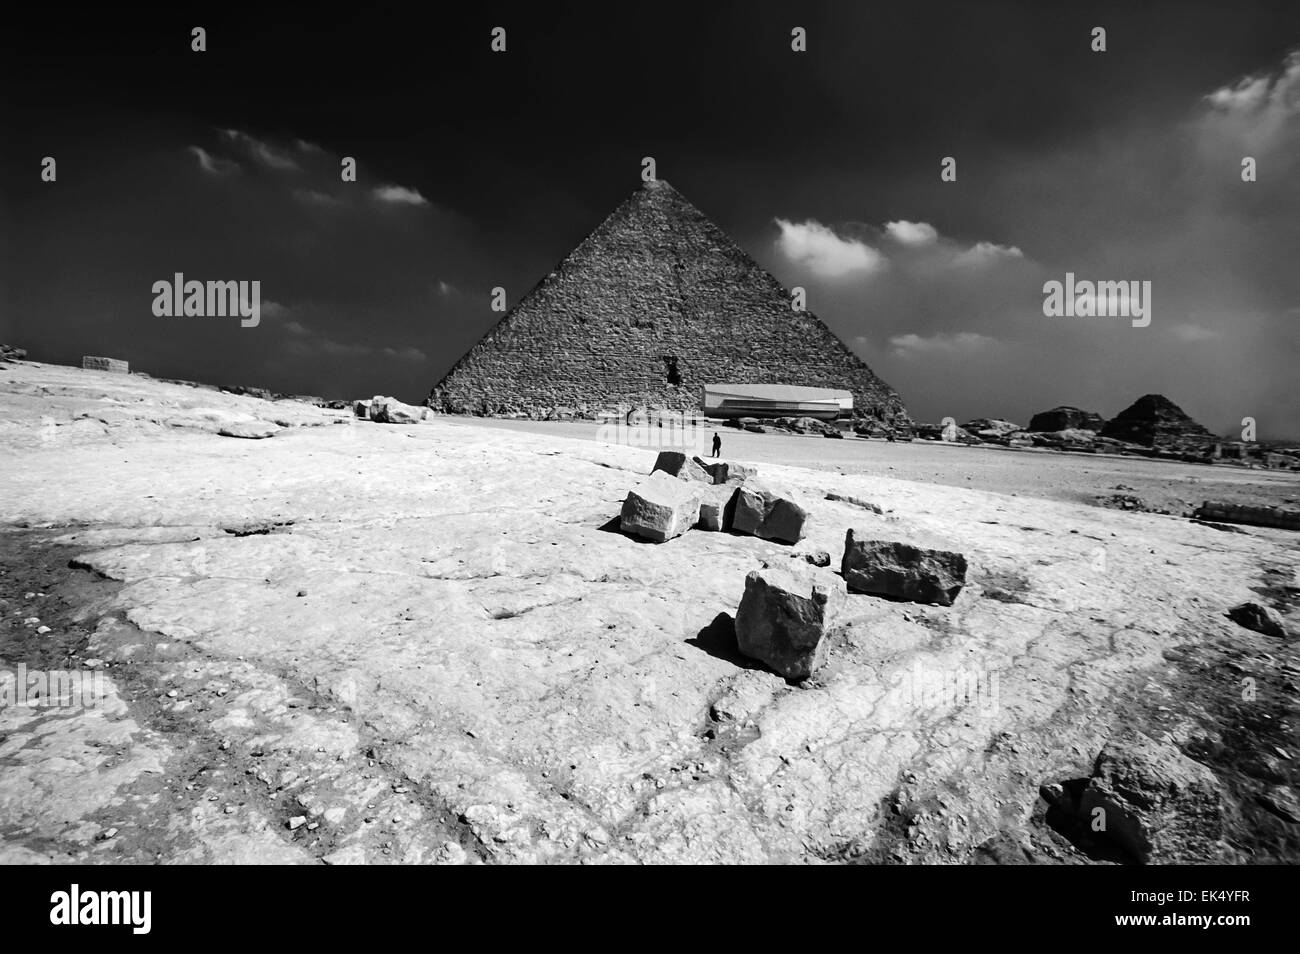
<box><xmin>3</xmin><ymin>2</ymin><xmax>1298</xmax><ymax>436</ymax></box>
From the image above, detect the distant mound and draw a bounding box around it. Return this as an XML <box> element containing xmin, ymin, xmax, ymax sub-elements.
<box><xmin>1100</xmin><ymin>394</ymin><xmax>1215</xmax><ymax>449</ymax></box>
<box><xmin>1028</xmin><ymin>406</ymin><xmax>1104</xmax><ymax>432</ymax></box>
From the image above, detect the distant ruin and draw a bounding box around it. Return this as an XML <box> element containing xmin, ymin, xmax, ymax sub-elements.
<box><xmin>427</xmin><ymin>180</ymin><xmax>908</xmax><ymax>424</ymax></box>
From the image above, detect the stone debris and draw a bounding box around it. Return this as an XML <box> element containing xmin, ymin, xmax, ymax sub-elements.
<box><xmin>1227</xmin><ymin>601</ymin><xmax>1287</xmax><ymax>637</ymax></box>
<box><xmin>651</xmin><ymin>451</ymin><xmax>712</xmax><ymax>483</ymax></box>
<box><xmin>824</xmin><ymin>492</ymin><xmax>884</xmax><ymax>514</ymax></box>
<box><xmin>730</xmin><ymin>486</ymin><xmax>808</xmax><ymax>544</ymax></box>
<box><xmin>692</xmin><ymin>457</ymin><xmax>755</xmax><ymax>486</ymax></box>
<box><xmin>217</xmin><ymin>421</ymin><xmax>281</xmax><ymax>439</ymax></box>
<box><xmin>840</xmin><ymin>531</ymin><xmax>967</xmax><ymax>606</ymax></box>
<box><xmin>734</xmin><ymin>567</ymin><xmax>843</xmax><ymax>680</ymax></box>
<box><xmin>619</xmin><ymin>472</ymin><xmax>703</xmax><ymax>542</ymax></box>
<box><xmin>695</xmin><ymin>486</ymin><xmax>733</xmax><ymax>532</ymax></box>
<box><xmin>368</xmin><ymin>395</ymin><xmax>427</xmax><ymax>424</ymax></box>
<box><xmin>1195</xmin><ymin>501</ymin><xmax>1300</xmax><ymax>532</ymax></box>
<box><xmin>287</xmin><ymin>815</ymin><xmax>308</xmax><ymax>831</ymax></box>
<box><xmin>1076</xmin><ymin>731</ymin><xmax>1223</xmax><ymax>863</ymax></box>
<box><xmin>802</xmin><ymin>549</ymin><xmax>832</xmax><ymax>568</ymax></box>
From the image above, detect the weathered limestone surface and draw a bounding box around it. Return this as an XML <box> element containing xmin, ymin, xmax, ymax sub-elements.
<box><xmin>427</xmin><ymin>180</ymin><xmax>908</xmax><ymax>423</ymax></box>
<box><xmin>1</xmin><ymin>361</ymin><xmax>1297</xmax><ymax>864</ymax></box>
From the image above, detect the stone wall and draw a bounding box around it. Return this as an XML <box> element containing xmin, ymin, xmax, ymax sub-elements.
<box><xmin>428</xmin><ymin>180</ymin><xmax>908</xmax><ymax>423</ymax></box>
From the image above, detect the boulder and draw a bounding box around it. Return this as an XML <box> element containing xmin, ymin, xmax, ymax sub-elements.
<box><xmin>1028</xmin><ymin>405</ymin><xmax>1104</xmax><ymax>432</ymax></box>
<box><xmin>1076</xmin><ymin>731</ymin><xmax>1223</xmax><ymax>863</ymax></box>
<box><xmin>731</xmin><ymin>486</ymin><xmax>808</xmax><ymax>544</ymax></box>
<box><xmin>217</xmin><ymin>421</ymin><xmax>281</xmax><ymax>439</ymax></box>
<box><xmin>840</xmin><ymin>531</ymin><xmax>967</xmax><ymax>605</ymax></box>
<box><xmin>352</xmin><ymin>400</ymin><xmax>371</xmax><ymax>418</ymax></box>
<box><xmin>368</xmin><ymin>395</ymin><xmax>427</xmax><ymax>424</ymax></box>
<box><xmin>0</xmin><ymin>344</ymin><xmax>27</xmax><ymax>361</ymax></box>
<box><xmin>619</xmin><ymin>473</ymin><xmax>703</xmax><ymax>542</ymax></box>
<box><xmin>802</xmin><ymin>549</ymin><xmax>832</xmax><ymax>568</ymax></box>
<box><xmin>692</xmin><ymin>457</ymin><xmax>755</xmax><ymax>486</ymax></box>
<box><xmin>734</xmin><ymin>567</ymin><xmax>843</xmax><ymax>680</ymax></box>
<box><xmin>696</xmin><ymin>486</ymin><xmax>734</xmax><ymax>532</ymax></box>
<box><xmin>962</xmin><ymin>418</ymin><xmax>1022</xmax><ymax>438</ymax></box>
<box><xmin>651</xmin><ymin>451</ymin><xmax>712</xmax><ymax>483</ymax></box>
<box><xmin>1227</xmin><ymin>602</ymin><xmax>1286</xmax><ymax>637</ymax></box>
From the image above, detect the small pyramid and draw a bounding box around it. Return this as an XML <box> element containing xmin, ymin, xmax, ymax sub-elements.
<box><xmin>1100</xmin><ymin>394</ymin><xmax>1215</xmax><ymax>448</ymax></box>
<box><xmin>428</xmin><ymin>180</ymin><xmax>907</xmax><ymax>422</ymax></box>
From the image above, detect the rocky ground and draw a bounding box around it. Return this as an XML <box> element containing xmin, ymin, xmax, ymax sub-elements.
<box><xmin>1</xmin><ymin>361</ymin><xmax>1297</xmax><ymax>864</ymax></box>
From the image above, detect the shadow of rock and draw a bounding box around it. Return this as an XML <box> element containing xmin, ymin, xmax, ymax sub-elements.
<box><xmin>685</xmin><ymin>612</ymin><xmax>766</xmax><ymax>671</ymax></box>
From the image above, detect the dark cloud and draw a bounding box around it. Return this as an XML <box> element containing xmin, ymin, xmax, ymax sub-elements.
<box><xmin>2</xmin><ymin>3</ymin><xmax>1297</xmax><ymax>435</ymax></box>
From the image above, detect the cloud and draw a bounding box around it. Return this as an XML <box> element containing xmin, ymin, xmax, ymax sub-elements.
<box><xmin>951</xmin><ymin>241</ymin><xmax>1024</xmax><ymax>267</ymax></box>
<box><xmin>1172</xmin><ymin>323</ymin><xmax>1220</xmax><ymax>342</ymax></box>
<box><xmin>884</xmin><ymin>220</ymin><xmax>938</xmax><ymax>246</ymax></box>
<box><xmin>219</xmin><ymin>128</ymin><xmax>301</xmax><ymax>171</ymax></box>
<box><xmin>1200</xmin><ymin>49</ymin><xmax>1300</xmax><ymax>151</ymax></box>
<box><xmin>372</xmin><ymin>184</ymin><xmax>430</xmax><ymax>206</ymax></box>
<box><xmin>187</xmin><ymin>146</ymin><xmax>239</xmax><ymax>176</ymax></box>
<box><xmin>888</xmin><ymin>331</ymin><xmax>997</xmax><ymax>358</ymax></box>
<box><xmin>278</xmin><ymin>313</ymin><xmax>424</xmax><ymax>361</ymax></box>
<box><xmin>774</xmin><ymin>218</ymin><xmax>886</xmax><ymax>277</ymax></box>
<box><xmin>293</xmin><ymin>188</ymin><xmax>344</xmax><ymax>209</ymax></box>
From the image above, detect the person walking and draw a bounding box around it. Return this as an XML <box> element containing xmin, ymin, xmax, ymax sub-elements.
<box><xmin>711</xmin><ymin>431</ymin><xmax>722</xmax><ymax>458</ymax></box>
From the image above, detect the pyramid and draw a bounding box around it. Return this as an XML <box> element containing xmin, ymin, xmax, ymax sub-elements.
<box><xmin>427</xmin><ymin>180</ymin><xmax>908</xmax><ymax>423</ymax></box>
<box><xmin>1100</xmin><ymin>394</ymin><xmax>1216</xmax><ymax>448</ymax></box>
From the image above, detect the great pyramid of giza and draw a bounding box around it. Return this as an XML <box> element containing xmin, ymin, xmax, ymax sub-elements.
<box><xmin>427</xmin><ymin>179</ymin><xmax>908</xmax><ymax>423</ymax></box>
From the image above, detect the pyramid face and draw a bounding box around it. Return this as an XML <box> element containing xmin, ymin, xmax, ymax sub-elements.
<box><xmin>1100</xmin><ymin>394</ymin><xmax>1216</xmax><ymax>447</ymax></box>
<box><xmin>427</xmin><ymin>180</ymin><xmax>908</xmax><ymax>422</ymax></box>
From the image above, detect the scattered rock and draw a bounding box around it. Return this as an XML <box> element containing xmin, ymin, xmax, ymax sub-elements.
<box><xmin>825</xmin><ymin>492</ymin><xmax>884</xmax><ymax>514</ymax></box>
<box><xmin>287</xmin><ymin>815</ymin><xmax>307</xmax><ymax>831</ymax></box>
<box><xmin>693</xmin><ymin>458</ymin><xmax>755</xmax><ymax>485</ymax></box>
<box><xmin>651</xmin><ymin>451</ymin><xmax>712</xmax><ymax>483</ymax></box>
<box><xmin>619</xmin><ymin>472</ymin><xmax>703</xmax><ymax>542</ymax></box>
<box><xmin>731</xmin><ymin>486</ymin><xmax>808</xmax><ymax>544</ymax></box>
<box><xmin>802</xmin><ymin>549</ymin><xmax>831</xmax><ymax>568</ymax></box>
<box><xmin>368</xmin><ymin>395</ymin><xmax>427</xmax><ymax>424</ymax></box>
<box><xmin>840</xmin><ymin>531</ymin><xmax>967</xmax><ymax>606</ymax></box>
<box><xmin>696</xmin><ymin>486</ymin><xmax>734</xmax><ymax>532</ymax></box>
<box><xmin>1227</xmin><ymin>602</ymin><xmax>1287</xmax><ymax>637</ymax></box>
<box><xmin>1076</xmin><ymin>731</ymin><xmax>1224</xmax><ymax>863</ymax></box>
<box><xmin>734</xmin><ymin>567</ymin><xmax>843</xmax><ymax>680</ymax></box>
<box><xmin>217</xmin><ymin>421</ymin><xmax>281</xmax><ymax>439</ymax></box>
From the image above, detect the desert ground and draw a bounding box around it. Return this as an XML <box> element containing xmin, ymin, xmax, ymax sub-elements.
<box><xmin>1</xmin><ymin>361</ymin><xmax>1297</xmax><ymax>864</ymax></box>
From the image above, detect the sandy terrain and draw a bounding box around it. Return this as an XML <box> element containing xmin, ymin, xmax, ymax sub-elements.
<box><xmin>449</xmin><ymin>416</ymin><xmax>1300</xmax><ymax>514</ymax></box>
<box><xmin>1</xmin><ymin>361</ymin><xmax>1297</xmax><ymax>864</ymax></box>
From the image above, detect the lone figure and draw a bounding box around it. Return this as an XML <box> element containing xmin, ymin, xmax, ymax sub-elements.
<box><xmin>711</xmin><ymin>431</ymin><xmax>722</xmax><ymax>458</ymax></box>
